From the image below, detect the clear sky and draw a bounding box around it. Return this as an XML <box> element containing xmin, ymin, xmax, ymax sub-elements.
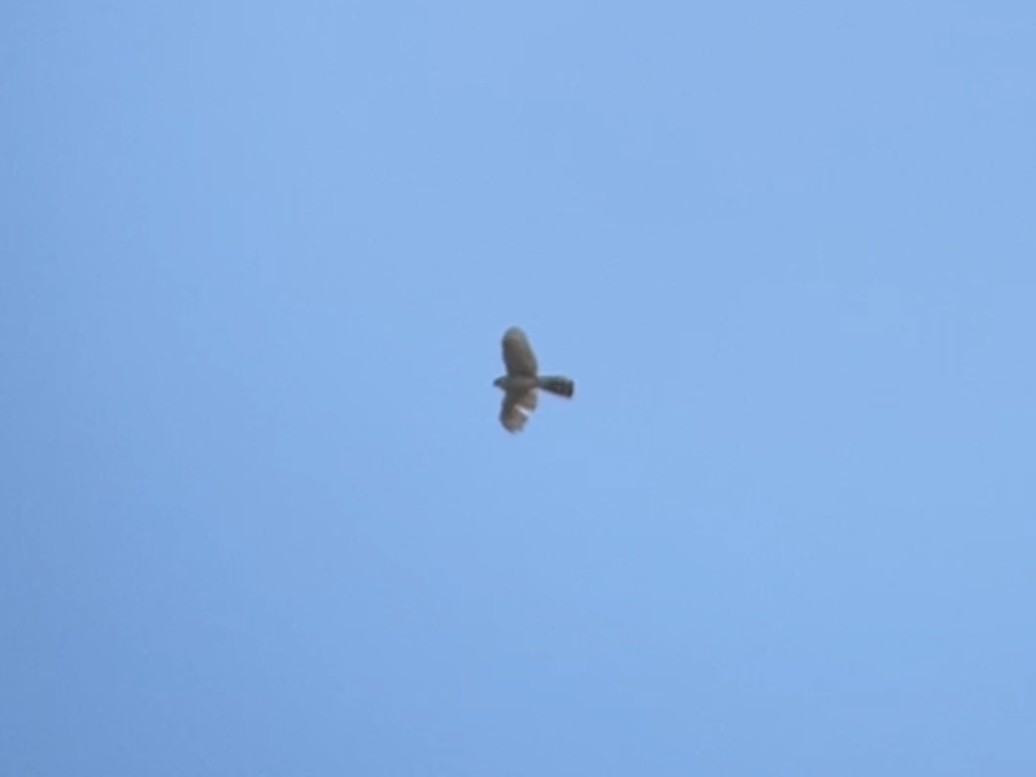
<box><xmin>3</xmin><ymin>2</ymin><xmax>1035</xmax><ymax>774</ymax></box>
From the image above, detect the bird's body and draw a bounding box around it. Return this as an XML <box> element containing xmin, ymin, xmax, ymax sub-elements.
<box><xmin>493</xmin><ymin>327</ymin><xmax>574</xmax><ymax>432</ymax></box>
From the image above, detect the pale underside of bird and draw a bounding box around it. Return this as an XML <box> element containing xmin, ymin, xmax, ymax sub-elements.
<box><xmin>492</xmin><ymin>326</ymin><xmax>574</xmax><ymax>432</ymax></box>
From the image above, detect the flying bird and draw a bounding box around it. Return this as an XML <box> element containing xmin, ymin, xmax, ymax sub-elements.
<box><xmin>493</xmin><ymin>326</ymin><xmax>574</xmax><ymax>432</ymax></box>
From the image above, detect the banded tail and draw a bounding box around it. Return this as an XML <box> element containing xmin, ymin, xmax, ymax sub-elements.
<box><xmin>538</xmin><ymin>376</ymin><xmax>575</xmax><ymax>398</ymax></box>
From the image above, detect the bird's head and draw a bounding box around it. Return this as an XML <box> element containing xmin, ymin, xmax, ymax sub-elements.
<box><xmin>492</xmin><ymin>376</ymin><xmax>506</xmax><ymax>390</ymax></box>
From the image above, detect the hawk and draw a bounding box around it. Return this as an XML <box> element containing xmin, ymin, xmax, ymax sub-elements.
<box><xmin>493</xmin><ymin>326</ymin><xmax>574</xmax><ymax>432</ymax></box>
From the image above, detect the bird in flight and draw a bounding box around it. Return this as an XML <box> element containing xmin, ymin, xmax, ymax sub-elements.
<box><xmin>493</xmin><ymin>326</ymin><xmax>574</xmax><ymax>432</ymax></box>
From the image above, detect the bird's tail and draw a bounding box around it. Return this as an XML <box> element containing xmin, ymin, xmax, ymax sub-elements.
<box><xmin>538</xmin><ymin>376</ymin><xmax>575</xmax><ymax>398</ymax></box>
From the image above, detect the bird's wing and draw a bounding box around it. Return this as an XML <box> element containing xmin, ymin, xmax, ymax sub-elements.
<box><xmin>502</xmin><ymin>327</ymin><xmax>538</xmax><ymax>377</ymax></box>
<box><xmin>499</xmin><ymin>389</ymin><xmax>537</xmax><ymax>432</ymax></box>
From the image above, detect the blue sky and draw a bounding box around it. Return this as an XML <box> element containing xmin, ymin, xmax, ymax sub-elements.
<box><xmin>3</xmin><ymin>2</ymin><xmax>1035</xmax><ymax>774</ymax></box>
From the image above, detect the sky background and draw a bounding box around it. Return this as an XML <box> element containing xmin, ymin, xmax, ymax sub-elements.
<box><xmin>3</xmin><ymin>2</ymin><xmax>1035</xmax><ymax>774</ymax></box>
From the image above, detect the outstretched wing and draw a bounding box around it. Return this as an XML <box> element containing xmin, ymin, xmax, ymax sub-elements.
<box><xmin>502</xmin><ymin>327</ymin><xmax>538</xmax><ymax>377</ymax></box>
<box><xmin>499</xmin><ymin>388</ymin><xmax>537</xmax><ymax>432</ymax></box>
